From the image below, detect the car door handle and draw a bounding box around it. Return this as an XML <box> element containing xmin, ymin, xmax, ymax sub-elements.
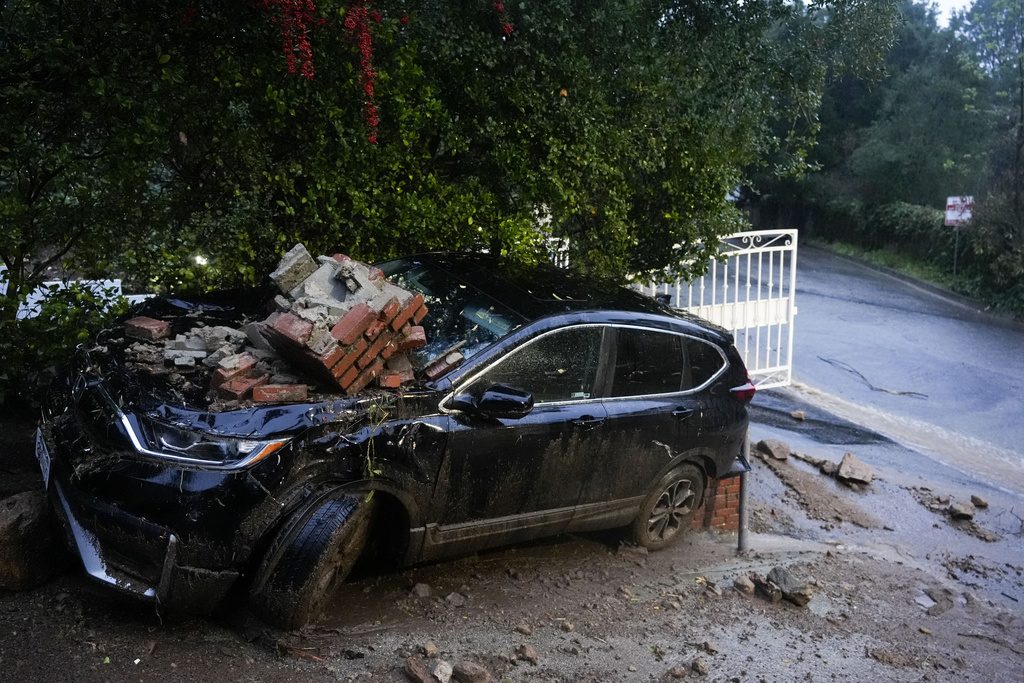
<box><xmin>571</xmin><ymin>415</ymin><xmax>604</xmax><ymax>430</ymax></box>
<box><xmin>672</xmin><ymin>407</ymin><xmax>694</xmax><ymax>420</ymax></box>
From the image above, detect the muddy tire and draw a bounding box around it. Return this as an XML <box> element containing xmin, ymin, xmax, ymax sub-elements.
<box><xmin>631</xmin><ymin>463</ymin><xmax>704</xmax><ymax>550</ymax></box>
<box><xmin>249</xmin><ymin>493</ymin><xmax>376</xmax><ymax>630</ymax></box>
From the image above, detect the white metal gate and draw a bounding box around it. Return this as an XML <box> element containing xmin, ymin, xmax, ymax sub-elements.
<box><xmin>634</xmin><ymin>229</ymin><xmax>797</xmax><ymax>389</ymax></box>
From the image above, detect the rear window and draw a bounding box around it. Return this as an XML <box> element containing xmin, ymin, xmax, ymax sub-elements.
<box><xmin>609</xmin><ymin>328</ymin><xmax>727</xmax><ymax>397</ymax></box>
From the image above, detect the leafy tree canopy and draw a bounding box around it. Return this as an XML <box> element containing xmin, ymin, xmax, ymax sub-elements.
<box><xmin>0</xmin><ymin>0</ymin><xmax>898</xmax><ymax>321</ymax></box>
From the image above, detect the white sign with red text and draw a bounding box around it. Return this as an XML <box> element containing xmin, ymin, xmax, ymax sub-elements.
<box><xmin>945</xmin><ymin>196</ymin><xmax>973</xmax><ymax>226</ymax></box>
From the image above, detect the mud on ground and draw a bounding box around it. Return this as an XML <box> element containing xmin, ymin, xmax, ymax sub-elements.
<box><xmin>2</xmin><ymin>411</ymin><xmax>1023</xmax><ymax>682</ymax></box>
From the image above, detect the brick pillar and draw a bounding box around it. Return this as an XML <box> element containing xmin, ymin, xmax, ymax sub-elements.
<box><xmin>692</xmin><ymin>475</ymin><xmax>742</xmax><ymax>533</ymax></box>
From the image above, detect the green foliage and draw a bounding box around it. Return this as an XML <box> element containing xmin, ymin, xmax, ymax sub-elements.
<box><xmin>0</xmin><ymin>283</ymin><xmax>129</xmax><ymax>405</ymax></box>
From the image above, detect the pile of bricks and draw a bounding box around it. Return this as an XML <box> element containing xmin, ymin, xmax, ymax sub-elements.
<box><xmin>693</xmin><ymin>475</ymin><xmax>742</xmax><ymax>533</ymax></box>
<box><xmin>122</xmin><ymin>244</ymin><xmax>438</xmax><ymax>404</ymax></box>
<box><xmin>256</xmin><ymin>244</ymin><xmax>428</xmax><ymax>396</ymax></box>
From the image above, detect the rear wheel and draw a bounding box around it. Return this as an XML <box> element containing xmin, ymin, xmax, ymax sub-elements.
<box><xmin>631</xmin><ymin>463</ymin><xmax>704</xmax><ymax>550</ymax></box>
<box><xmin>249</xmin><ymin>493</ymin><xmax>376</xmax><ymax>630</ymax></box>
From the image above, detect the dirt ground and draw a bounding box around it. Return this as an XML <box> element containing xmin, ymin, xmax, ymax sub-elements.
<box><xmin>2</xmin><ymin>394</ymin><xmax>1023</xmax><ymax>683</ymax></box>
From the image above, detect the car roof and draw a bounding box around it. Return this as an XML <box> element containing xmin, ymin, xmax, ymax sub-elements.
<box><xmin>381</xmin><ymin>252</ymin><xmax>732</xmax><ymax>343</ymax></box>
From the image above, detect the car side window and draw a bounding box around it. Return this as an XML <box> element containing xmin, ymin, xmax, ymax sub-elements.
<box><xmin>688</xmin><ymin>337</ymin><xmax>727</xmax><ymax>388</ymax></box>
<box><xmin>466</xmin><ymin>326</ymin><xmax>604</xmax><ymax>403</ymax></box>
<box><xmin>610</xmin><ymin>328</ymin><xmax>689</xmax><ymax>397</ymax></box>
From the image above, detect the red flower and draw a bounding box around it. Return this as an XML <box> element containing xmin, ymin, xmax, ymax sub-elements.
<box><xmin>401</xmin><ymin>15</ymin><xmax>409</xmax><ymax>24</ymax></box>
<box><xmin>502</xmin><ymin>23</ymin><xmax>513</xmax><ymax>35</ymax></box>
<box><xmin>369</xmin><ymin>10</ymin><xmax>382</xmax><ymax>22</ymax></box>
<box><xmin>344</xmin><ymin>16</ymin><xmax>356</xmax><ymax>29</ymax></box>
<box><xmin>495</xmin><ymin>3</ymin><xmax>504</xmax><ymax>11</ymax></box>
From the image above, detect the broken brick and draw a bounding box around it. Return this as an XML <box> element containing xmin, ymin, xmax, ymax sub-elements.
<box><xmin>217</xmin><ymin>374</ymin><xmax>269</xmax><ymax>400</ymax></box>
<box><xmin>270</xmin><ymin>312</ymin><xmax>313</xmax><ymax>347</ymax></box>
<box><xmin>364</xmin><ymin>317</ymin><xmax>389</xmax><ymax>341</ymax></box>
<box><xmin>377</xmin><ymin>372</ymin><xmax>404</xmax><ymax>389</ymax></box>
<box><xmin>412</xmin><ymin>302</ymin><xmax>428</xmax><ymax>325</ymax></box>
<box><xmin>357</xmin><ymin>332</ymin><xmax>392</xmax><ymax>369</ymax></box>
<box><xmin>211</xmin><ymin>353</ymin><xmax>258</xmax><ymax>387</ymax></box>
<box><xmin>345</xmin><ymin>358</ymin><xmax>385</xmax><ymax>395</ymax></box>
<box><xmin>330</xmin><ymin>303</ymin><xmax>377</xmax><ymax>345</ymax></box>
<box><xmin>423</xmin><ymin>352</ymin><xmax>464</xmax><ymax>382</ymax></box>
<box><xmin>396</xmin><ymin>326</ymin><xmax>427</xmax><ymax>352</ymax></box>
<box><xmin>253</xmin><ymin>384</ymin><xmax>308</xmax><ymax>403</ymax></box>
<box><xmin>329</xmin><ymin>337</ymin><xmax>369</xmax><ymax>379</ymax></box>
<box><xmin>391</xmin><ymin>294</ymin><xmax>425</xmax><ymax>332</ymax></box>
<box><xmin>337</xmin><ymin>363</ymin><xmax>361</xmax><ymax>390</ymax></box>
<box><xmin>125</xmin><ymin>316</ymin><xmax>171</xmax><ymax>341</ymax></box>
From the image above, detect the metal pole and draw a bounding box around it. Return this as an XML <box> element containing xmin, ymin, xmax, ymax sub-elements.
<box><xmin>954</xmin><ymin>227</ymin><xmax>959</xmax><ymax>277</ymax></box>
<box><xmin>737</xmin><ymin>429</ymin><xmax>750</xmax><ymax>554</ymax></box>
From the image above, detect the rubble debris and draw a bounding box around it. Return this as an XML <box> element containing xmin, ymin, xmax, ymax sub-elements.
<box><xmin>452</xmin><ymin>661</ymin><xmax>493</xmax><ymax>683</ymax></box>
<box><xmin>410</xmin><ymin>583</ymin><xmax>432</xmax><ymax>598</ymax></box>
<box><xmin>404</xmin><ymin>656</ymin><xmax>434</xmax><ymax>683</ymax></box>
<box><xmin>971</xmin><ymin>495</ymin><xmax>989</xmax><ymax>509</ymax></box>
<box><xmin>691</xmin><ymin>656</ymin><xmax>709</xmax><ymax>676</ymax></box>
<box><xmin>767</xmin><ymin>566</ymin><xmax>813</xmax><ymax>607</ymax></box>
<box><xmin>750</xmin><ymin>573</ymin><xmax>782</xmax><ymax>603</ymax></box>
<box><xmin>423</xmin><ymin>641</ymin><xmax>440</xmax><ymax>658</ymax></box>
<box><xmin>120</xmin><ymin>244</ymin><xmax>433</xmax><ymax>405</ymax></box>
<box><xmin>125</xmin><ymin>316</ymin><xmax>170</xmax><ymax>341</ymax></box>
<box><xmin>836</xmin><ymin>452</ymin><xmax>874</xmax><ymax>485</ymax></box>
<box><xmin>433</xmin><ymin>660</ymin><xmax>454</xmax><ymax>683</ymax></box>
<box><xmin>819</xmin><ymin>460</ymin><xmax>838</xmax><ymax>477</ymax></box>
<box><xmin>514</xmin><ymin>644</ymin><xmax>539</xmax><ymax>665</ymax></box>
<box><xmin>0</xmin><ymin>490</ymin><xmax>70</xmax><ymax>590</ymax></box>
<box><xmin>948</xmin><ymin>500</ymin><xmax>976</xmax><ymax>520</ymax></box>
<box><xmin>790</xmin><ymin>410</ymin><xmax>806</xmax><ymax>421</ymax></box>
<box><xmin>755</xmin><ymin>438</ymin><xmax>791</xmax><ymax>461</ymax></box>
<box><xmin>733</xmin><ymin>575</ymin><xmax>755</xmax><ymax>595</ymax></box>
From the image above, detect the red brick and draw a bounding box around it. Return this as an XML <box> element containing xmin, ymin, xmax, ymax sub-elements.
<box><xmin>367</xmin><ymin>265</ymin><xmax>385</xmax><ymax>281</ymax></box>
<box><xmin>423</xmin><ymin>351</ymin><xmax>463</xmax><ymax>381</ymax></box>
<box><xmin>381</xmin><ymin>339</ymin><xmax>397</xmax><ymax>360</ymax></box>
<box><xmin>331</xmin><ymin>303</ymin><xmax>376</xmax><ymax>345</ymax></box>
<box><xmin>253</xmin><ymin>384</ymin><xmax>309</xmax><ymax>403</ymax></box>
<box><xmin>125</xmin><ymin>316</ymin><xmax>171</xmax><ymax>341</ymax></box>
<box><xmin>271</xmin><ymin>312</ymin><xmax>313</xmax><ymax>347</ymax></box>
<box><xmin>391</xmin><ymin>294</ymin><xmax>424</xmax><ymax>331</ymax></box>
<box><xmin>315</xmin><ymin>342</ymin><xmax>345</xmax><ymax>370</ymax></box>
<box><xmin>396</xmin><ymin>326</ymin><xmax>426</xmax><ymax>352</ymax></box>
<box><xmin>345</xmin><ymin>358</ymin><xmax>384</xmax><ymax>395</ymax></box>
<box><xmin>336</xmin><ymin>363</ymin><xmax>359</xmax><ymax>389</ymax></box>
<box><xmin>217</xmin><ymin>374</ymin><xmax>269</xmax><ymax>400</ymax></box>
<box><xmin>364</xmin><ymin>317</ymin><xmax>388</xmax><ymax>341</ymax></box>
<box><xmin>332</xmin><ymin>253</ymin><xmax>353</xmax><ymax>265</ymax></box>
<box><xmin>378</xmin><ymin>297</ymin><xmax>401</xmax><ymax>324</ymax></box>
<box><xmin>357</xmin><ymin>332</ymin><xmax>392</xmax><ymax>369</ymax></box>
<box><xmin>211</xmin><ymin>353</ymin><xmax>258</xmax><ymax>388</ymax></box>
<box><xmin>330</xmin><ymin>338</ymin><xmax>369</xmax><ymax>379</ymax></box>
<box><xmin>412</xmin><ymin>302</ymin><xmax>428</xmax><ymax>325</ymax></box>
<box><xmin>377</xmin><ymin>372</ymin><xmax>404</xmax><ymax>389</ymax></box>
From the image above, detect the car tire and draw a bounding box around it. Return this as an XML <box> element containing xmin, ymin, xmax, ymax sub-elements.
<box><xmin>249</xmin><ymin>493</ymin><xmax>376</xmax><ymax>630</ymax></box>
<box><xmin>631</xmin><ymin>463</ymin><xmax>704</xmax><ymax>550</ymax></box>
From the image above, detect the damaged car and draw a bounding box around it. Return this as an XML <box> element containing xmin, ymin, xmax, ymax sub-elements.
<box><xmin>36</xmin><ymin>251</ymin><xmax>755</xmax><ymax>629</ymax></box>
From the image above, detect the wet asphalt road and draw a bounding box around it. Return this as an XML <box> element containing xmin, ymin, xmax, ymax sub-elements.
<box><xmin>785</xmin><ymin>246</ymin><xmax>1024</xmax><ymax>492</ymax></box>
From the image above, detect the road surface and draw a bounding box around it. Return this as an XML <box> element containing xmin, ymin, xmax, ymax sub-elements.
<box><xmin>784</xmin><ymin>246</ymin><xmax>1024</xmax><ymax>493</ymax></box>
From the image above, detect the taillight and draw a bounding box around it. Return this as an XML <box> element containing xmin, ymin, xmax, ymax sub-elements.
<box><xmin>730</xmin><ymin>381</ymin><xmax>756</xmax><ymax>405</ymax></box>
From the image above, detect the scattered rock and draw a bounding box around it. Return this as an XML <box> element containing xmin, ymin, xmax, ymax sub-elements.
<box><xmin>792</xmin><ymin>452</ymin><xmax>824</xmax><ymax>467</ymax></box>
<box><xmin>925</xmin><ymin>587</ymin><xmax>955</xmax><ymax>617</ymax></box>
<box><xmin>920</xmin><ymin>626</ymin><xmax>932</xmax><ymax>634</ymax></box>
<box><xmin>453</xmin><ymin>661</ymin><xmax>493</xmax><ymax>683</ymax></box>
<box><xmin>404</xmin><ymin>656</ymin><xmax>434</xmax><ymax>683</ymax></box>
<box><xmin>702</xmin><ymin>640</ymin><xmax>719</xmax><ymax>655</ymax></box>
<box><xmin>560</xmin><ymin>620</ymin><xmax>574</xmax><ymax>632</ymax></box>
<box><xmin>948</xmin><ymin>501</ymin><xmax>976</xmax><ymax>520</ymax></box>
<box><xmin>836</xmin><ymin>452</ymin><xmax>874</xmax><ymax>485</ymax></box>
<box><xmin>514</xmin><ymin>644</ymin><xmax>539</xmax><ymax>666</ymax></box>
<box><xmin>733</xmin><ymin>575</ymin><xmax>755</xmax><ymax>595</ymax></box>
<box><xmin>691</xmin><ymin>656</ymin><xmax>709</xmax><ymax>676</ymax></box>
<box><xmin>515</xmin><ymin>624</ymin><xmax>532</xmax><ymax>636</ymax></box>
<box><xmin>767</xmin><ymin>566</ymin><xmax>813</xmax><ymax>607</ymax></box>
<box><xmin>790</xmin><ymin>410</ymin><xmax>806</xmax><ymax>421</ymax></box>
<box><xmin>0</xmin><ymin>490</ymin><xmax>70</xmax><ymax>591</ymax></box>
<box><xmin>433</xmin><ymin>660</ymin><xmax>453</xmax><ymax>683</ymax></box>
<box><xmin>970</xmin><ymin>495</ymin><xmax>989</xmax><ymax>509</ymax></box>
<box><xmin>618</xmin><ymin>585</ymin><xmax>635</xmax><ymax>599</ymax></box>
<box><xmin>423</xmin><ymin>641</ymin><xmax>439</xmax><ymax>658</ymax></box>
<box><xmin>410</xmin><ymin>583</ymin><xmax>432</xmax><ymax>598</ymax></box>
<box><xmin>661</xmin><ymin>665</ymin><xmax>689</xmax><ymax>680</ymax></box>
<box><xmin>819</xmin><ymin>460</ymin><xmax>838</xmax><ymax>477</ymax></box>
<box><xmin>750</xmin><ymin>574</ymin><xmax>782</xmax><ymax>604</ymax></box>
<box><xmin>756</xmin><ymin>438</ymin><xmax>791</xmax><ymax>461</ymax></box>
<box><xmin>705</xmin><ymin>582</ymin><xmax>723</xmax><ymax>597</ymax></box>
<box><xmin>445</xmin><ymin>592</ymin><xmax>467</xmax><ymax>607</ymax></box>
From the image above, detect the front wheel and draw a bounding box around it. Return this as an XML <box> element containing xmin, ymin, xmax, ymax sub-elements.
<box><xmin>631</xmin><ymin>463</ymin><xmax>704</xmax><ymax>550</ymax></box>
<box><xmin>249</xmin><ymin>493</ymin><xmax>376</xmax><ymax>630</ymax></box>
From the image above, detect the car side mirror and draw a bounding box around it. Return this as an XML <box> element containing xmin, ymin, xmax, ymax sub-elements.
<box><xmin>451</xmin><ymin>383</ymin><xmax>534</xmax><ymax>420</ymax></box>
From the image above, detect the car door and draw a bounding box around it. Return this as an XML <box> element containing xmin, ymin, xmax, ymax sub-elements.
<box><xmin>420</xmin><ymin>325</ymin><xmax>609</xmax><ymax>558</ymax></box>
<box><xmin>574</xmin><ymin>325</ymin><xmax>704</xmax><ymax>523</ymax></box>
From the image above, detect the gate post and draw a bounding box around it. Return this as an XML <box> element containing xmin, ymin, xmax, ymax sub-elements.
<box><xmin>737</xmin><ymin>429</ymin><xmax>750</xmax><ymax>554</ymax></box>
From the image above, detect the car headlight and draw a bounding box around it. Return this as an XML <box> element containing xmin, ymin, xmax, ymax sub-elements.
<box><xmin>124</xmin><ymin>414</ymin><xmax>288</xmax><ymax>470</ymax></box>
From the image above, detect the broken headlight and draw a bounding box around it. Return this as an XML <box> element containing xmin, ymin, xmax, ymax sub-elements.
<box><xmin>124</xmin><ymin>414</ymin><xmax>288</xmax><ymax>470</ymax></box>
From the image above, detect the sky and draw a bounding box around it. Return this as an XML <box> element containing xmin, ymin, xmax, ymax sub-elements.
<box><xmin>930</xmin><ymin>0</ymin><xmax>971</xmax><ymax>25</ymax></box>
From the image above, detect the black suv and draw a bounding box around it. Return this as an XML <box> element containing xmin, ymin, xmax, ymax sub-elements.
<box><xmin>36</xmin><ymin>253</ymin><xmax>753</xmax><ymax>628</ymax></box>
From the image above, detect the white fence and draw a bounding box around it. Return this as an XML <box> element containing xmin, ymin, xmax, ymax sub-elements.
<box><xmin>633</xmin><ymin>230</ymin><xmax>798</xmax><ymax>390</ymax></box>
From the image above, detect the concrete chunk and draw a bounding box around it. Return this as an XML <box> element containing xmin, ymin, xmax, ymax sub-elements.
<box><xmin>269</xmin><ymin>243</ymin><xmax>318</xmax><ymax>294</ymax></box>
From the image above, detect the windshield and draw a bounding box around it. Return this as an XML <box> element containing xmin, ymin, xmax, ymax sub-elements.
<box><xmin>377</xmin><ymin>257</ymin><xmax>527</xmax><ymax>365</ymax></box>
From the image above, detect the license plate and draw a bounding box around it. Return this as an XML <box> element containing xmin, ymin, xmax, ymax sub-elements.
<box><xmin>35</xmin><ymin>428</ymin><xmax>51</xmax><ymax>490</ymax></box>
